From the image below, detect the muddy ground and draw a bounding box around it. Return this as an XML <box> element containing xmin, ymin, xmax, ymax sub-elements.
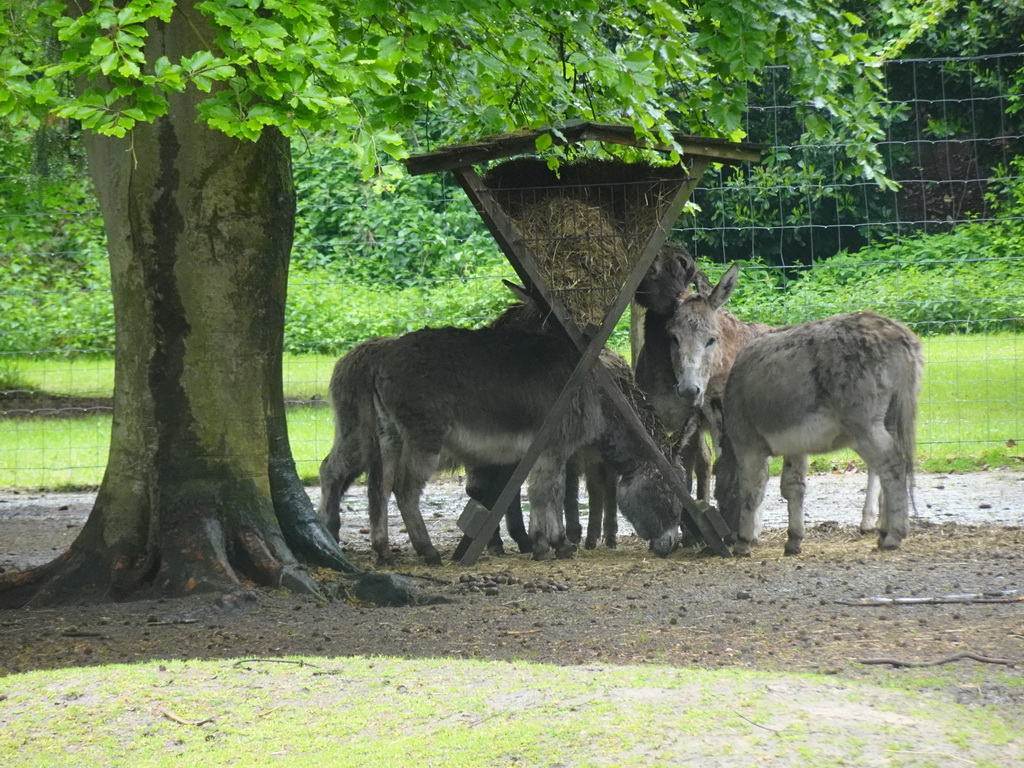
<box><xmin>1</xmin><ymin>470</ymin><xmax>1022</xmax><ymax>719</ymax></box>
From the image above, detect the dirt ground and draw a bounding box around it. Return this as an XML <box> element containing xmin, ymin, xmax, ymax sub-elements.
<box><xmin>1</xmin><ymin>471</ymin><xmax>1022</xmax><ymax>720</ymax></box>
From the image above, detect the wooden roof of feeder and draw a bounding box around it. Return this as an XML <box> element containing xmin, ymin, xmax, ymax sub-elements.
<box><xmin>404</xmin><ymin>120</ymin><xmax>764</xmax><ymax>176</ymax></box>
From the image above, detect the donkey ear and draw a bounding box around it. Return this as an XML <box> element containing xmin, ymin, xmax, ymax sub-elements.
<box><xmin>502</xmin><ymin>280</ymin><xmax>533</xmax><ymax>306</ymax></box>
<box><xmin>708</xmin><ymin>262</ymin><xmax>740</xmax><ymax>310</ymax></box>
<box><xmin>681</xmin><ymin>260</ymin><xmax>697</xmax><ymax>290</ymax></box>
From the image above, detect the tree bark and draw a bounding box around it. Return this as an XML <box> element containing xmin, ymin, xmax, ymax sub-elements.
<box><xmin>1</xmin><ymin>0</ymin><xmax>366</xmax><ymax>606</ymax></box>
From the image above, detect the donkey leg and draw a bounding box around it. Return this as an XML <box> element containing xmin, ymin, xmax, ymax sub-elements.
<box><xmin>855</xmin><ymin>429</ymin><xmax>909</xmax><ymax>550</ymax></box>
<box><xmin>528</xmin><ymin>458</ymin><xmax>575</xmax><ymax>560</ymax></box>
<box><xmin>564</xmin><ymin>455</ymin><xmax>583</xmax><ymax>546</ymax></box>
<box><xmin>317</xmin><ymin>446</ymin><xmax>361</xmax><ymax>543</ymax></box>
<box><xmin>779</xmin><ymin>454</ymin><xmax>808</xmax><ymax>555</ymax></box>
<box><xmin>502</xmin><ymin>487</ymin><xmax>531</xmax><ymax>553</ymax></box>
<box><xmin>732</xmin><ymin>450</ymin><xmax>770</xmax><ymax>557</ymax></box>
<box><xmin>392</xmin><ymin>451</ymin><xmax>442</xmax><ymax>566</ymax></box>
<box><xmin>675</xmin><ymin>439</ymin><xmax>699</xmax><ymax>548</ymax></box>
<box><xmin>581</xmin><ymin>452</ymin><xmax>601</xmax><ymax>549</ymax></box>
<box><xmin>584</xmin><ymin>482</ymin><xmax>601</xmax><ymax>550</ymax></box>
<box><xmin>583</xmin><ymin>453</ymin><xmax>618</xmax><ymax>550</ymax></box>
<box><xmin>674</xmin><ymin>416</ymin><xmax>710</xmax><ymax>548</ymax></box>
<box><xmin>367</xmin><ymin>438</ymin><xmax>398</xmax><ymax>567</ymax></box>
<box><xmin>465</xmin><ymin>466</ymin><xmax>512</xmax><ymax>556</ymax></box>
<box><xmin>693</xmin><ymin>431</ymin><xmax>712</xmax><ymax>503</ymax></box>
<box><xmin>860</xmin><ymin>471</ymin><xmax>881</xmax><ymax>534</ymax></box>
<box><xmin>602</xmin><ymin>471</ymin><xmax>619</xmax><ymax>549</ymax></box>
<box><xmin>471</xmin><ymin>465</ymin><xmax>532</xmax><ymax>554</ymax></box>
<box><xmin>876</xmin><ymin>463</ymin><xmax>909</xmax><ymax>550</ymax></box>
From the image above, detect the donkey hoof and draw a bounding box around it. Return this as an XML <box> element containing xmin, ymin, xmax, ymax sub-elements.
<box><xmin>531</xmin><ymin>540</ymin><xmax>553</xmax><ymax>561</ymax></box>
<box><xmin>877</xmin><ymin>534</ymin><xmax>903</xmax><ymax>551</ymax></box>
<box><xmin>732</xmin><ymin>540</ymin><xmax>753</xmax><ymax>557</ymax></box>
<box><xmin>604</xmin><ymin>537</ymin><xmax>617</xmax><ymax>550</ymax></box>
<box><xmin>783</xmin><ymin>541</ymin><xmax>803</xmax><ymax>556</ymax></box>
<box><xmin>555</xmin><ymin>542</ymin><xmax>577</xmax><ymax>560</ymax></box>
<box><xmin>486</xmin><ymin>542</ymin><xmax>507</xmax><ymax>557</ymax></box>
<box><xmin>421</xmin><ymin>548</ymin><xmax>443</xmax><ymax>567</ymax></box>
<box><xmin>584</xmin><ymin>537</ymin><xmax>598</xmax><ymax>551</ymax></box>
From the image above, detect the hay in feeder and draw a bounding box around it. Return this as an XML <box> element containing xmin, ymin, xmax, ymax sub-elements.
<box><xmin>516</xmin><ymin>197</ymin><xmax>628</xmax><ymax>328</ymax></box>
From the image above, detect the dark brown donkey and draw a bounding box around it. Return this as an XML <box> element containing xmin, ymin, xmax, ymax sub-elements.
<box><xmin>318</xmin><ymin>298</ymin><xmax>679</xmax><ymax>565</ymax></box>
<box><xmin>317</xmin><ymin>290</ymin><xmax>620</xmax><ymax>560</ymax></box>
<box><xmin>635</xmin><ymin>244</ymin><xmax>719</xmax><ymax>502</ymax></box>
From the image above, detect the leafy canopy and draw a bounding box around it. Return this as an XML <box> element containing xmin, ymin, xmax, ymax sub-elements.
<box><xmin>2</xmin><ymin>0</ymin><xmax>953</xmax><ymax>181</ymax></box>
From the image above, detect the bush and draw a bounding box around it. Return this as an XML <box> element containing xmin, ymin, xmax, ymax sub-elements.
<box><xmin>2</xmin><ymin>141</ymin><xmax>1024</xmax><ymax>354</ymax></box>
<box><xmin>284</xmin><ymin>266</ymin><xmax>520</xmax><ymax>355</ymax></box>
<box><xmin>292</xmin><ymin>134</ymin><xmax>504</xmax><ymax>282</ymax></box>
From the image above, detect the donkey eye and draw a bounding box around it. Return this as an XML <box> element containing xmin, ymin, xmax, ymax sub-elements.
<box><xmin>705</xmin><ymin>337</ymin><xmax>716</xmax><ymax>348</ymax></box>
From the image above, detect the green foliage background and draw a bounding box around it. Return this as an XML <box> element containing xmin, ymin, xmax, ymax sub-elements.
<box><xmin>3</xmin><ymin>137</ymin><xmax>1022</xmax><ymax>357</ymax></box>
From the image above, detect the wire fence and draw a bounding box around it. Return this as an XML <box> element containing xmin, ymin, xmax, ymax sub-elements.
<box><xmin>1</xmin><ymin>53</ymin><xmax>1022</xmax><ymax>489</ymax></box>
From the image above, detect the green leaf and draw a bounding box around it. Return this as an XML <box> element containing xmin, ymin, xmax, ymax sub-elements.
<box><xmin>90</xmin><ymin>36</ymin><xmax>114</xmax><ymax>56</ymax></box>
<box><xmin>622</xmin><ymin>50</ymin><xmax>651</xmax><ymax>72</ymax></box>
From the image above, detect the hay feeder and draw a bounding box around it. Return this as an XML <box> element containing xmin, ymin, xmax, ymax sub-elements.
<box><xmin>404</xmin><ymin>121</ymin><xmax>762</xmax><ymax>565</ymax></box>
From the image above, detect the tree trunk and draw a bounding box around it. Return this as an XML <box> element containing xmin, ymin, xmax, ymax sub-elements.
<box><xmin>0</xmin><ymin>0</ymin><xmax>369</xmax><ymax>606</ymax></box>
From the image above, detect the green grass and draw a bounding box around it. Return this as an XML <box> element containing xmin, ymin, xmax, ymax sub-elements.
<box><xmin>0</xmin><ymin>656</ymin><xmax>1019</xmax><ymax>767</ymax></box>
<box><xmin>1</xmin><ymin>334</ymin><xmax>1021</xmax><ymax>489</ymax></box>
<box><xmin>3</xmin><ymin>354</ymin><xmax>339</xmax><ymax>402</ymax></box>
<box><xmin>0</xmin><ymin>413</ymin><xmax>112</xmax><ymax>489</ymax></box>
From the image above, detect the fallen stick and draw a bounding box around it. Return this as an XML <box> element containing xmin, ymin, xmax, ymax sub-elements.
<box><xmin>858</xmin><ymin>651</ymin><xmax>1016</xmax><ymax>668</ymax></box>
<box><xmin>838</xmin><ymin>590</ymin><xmax>1022</xmax><ymax>606</ymax></box>
<box><xmin>159</xmin><ymin>707</ymin><xmax>215</xmax><ymax>726</ymax></box>
<box><xmin>232</xmin><ymin>658</ymin><xmax>320</xmax><ymax>669</ymax></box>
<box><xmin>733</xmin><ymin>710</ymin><xmax>783</xmax><ymax>734</ymax></box>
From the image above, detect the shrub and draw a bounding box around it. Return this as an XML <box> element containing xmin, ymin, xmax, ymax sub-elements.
<box><xmin>284</xmin><ymin>266</ymin><xmax>520</xmax><ymax>355</ymax></box>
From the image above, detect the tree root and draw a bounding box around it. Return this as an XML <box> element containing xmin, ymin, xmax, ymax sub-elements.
<box><xmin>270</xmin><ymin>454</ymin><xmax>361</xmax><ymax>574</ymax></box>
<box><xmin>1</xmin><ymin>490</ymin><xmax>434</xmax><ymax>607</ymax></box>
<box><xmin>858</xmin><ymin>651</ymin><xmax>1017</xmax><ymax>668</ymax></box>
<box><xmin>337</xmin><ymin>571</ymin><xmax>451</xmax><ymax>607</ymax></box>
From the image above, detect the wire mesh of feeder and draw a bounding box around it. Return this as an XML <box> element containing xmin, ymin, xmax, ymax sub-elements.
<box><xmin>483</xmin><ymin>157</ymin><xmax>688</xmax><ymax>328</ymax></box>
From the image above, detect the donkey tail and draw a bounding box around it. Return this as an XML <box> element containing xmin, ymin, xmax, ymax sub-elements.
<box><xmin>888</xmin><ymin>338</ymin><xmax>924</xmax><ymax>503</ymax></box>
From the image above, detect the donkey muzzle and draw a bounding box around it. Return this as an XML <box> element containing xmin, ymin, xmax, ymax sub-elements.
<box><xmin>675</xmin><ymin>382</ymin><xmax>704</xmax><ymax>407</ymax></box>
<box><xmin>649</xmin><ymin>528</ymin><xmax>680</xmax><ymax>558</ymax></box>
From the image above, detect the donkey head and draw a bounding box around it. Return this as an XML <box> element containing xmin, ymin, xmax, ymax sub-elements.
<box><xmin>664</xmin><ymin>262</ymin><xmax>739</xmax><ymax>408</ymax></box>
<box><xmin>635</xmin><ymin>243</ymin><xmax>698</xmax><ymax>315</ymax></box>
<box><xmin>489</xmin><ymin>280</ymin><xmax>559</xmax><ymax>333</ymax></box>
<box><xmin>617</xmin><ymin>468</ymin><xmax>681</xmax><ymax>557</ymax></box>
<box><xmin>614</xmin><ymin>468</ymin><xmax>679</xmax><ymax>561</ymax></box>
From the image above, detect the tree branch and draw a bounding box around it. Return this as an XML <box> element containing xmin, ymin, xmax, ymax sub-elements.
<box><xmin>858</xmin><ymin>652</ymin><xmax>1017</xmax><ymax>668</ymax></box>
